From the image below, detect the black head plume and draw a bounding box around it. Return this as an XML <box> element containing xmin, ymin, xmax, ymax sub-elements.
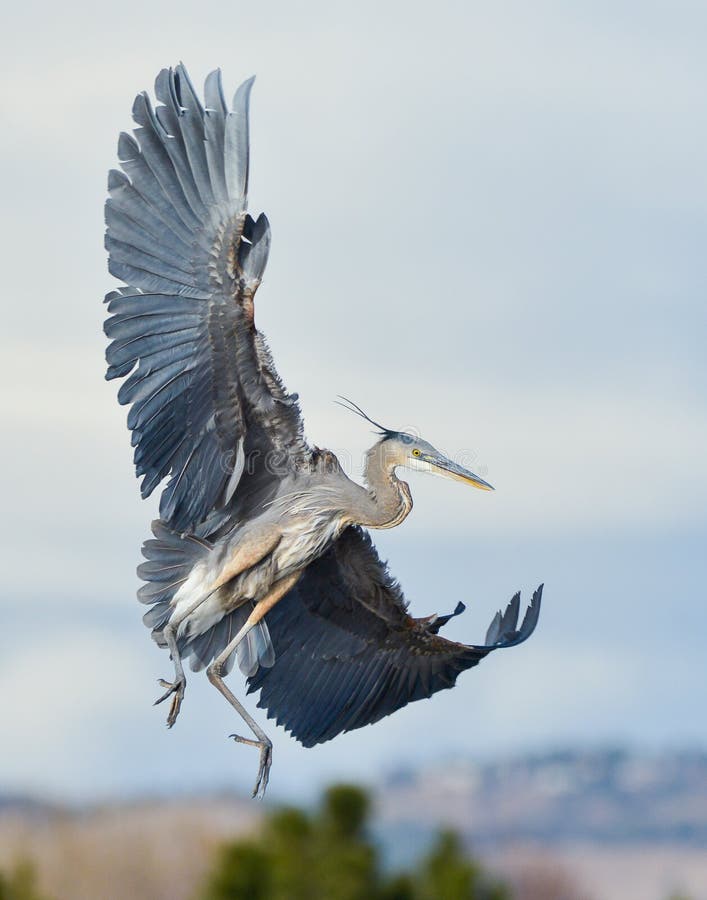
<box><xmin>335</xmin><ymin>396</ymin><xmax>395</xmax><ymax>438</ymax></box>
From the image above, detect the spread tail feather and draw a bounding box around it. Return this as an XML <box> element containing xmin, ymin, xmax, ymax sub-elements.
<box><xmin>139</xmin><ymin>518</ymin><xmax>275</xmax><ymax>677</ymax></box>
<box><xmin>138</xmin><ymin>519</ymin><xmax>211</xmax><ymax>634</ymax></box>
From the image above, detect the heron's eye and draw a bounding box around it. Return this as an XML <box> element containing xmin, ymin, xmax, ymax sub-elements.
<box><xmin>412</xmin><ymin>448</ymin><xmax>421</xmax><ymax>457</ymax></box>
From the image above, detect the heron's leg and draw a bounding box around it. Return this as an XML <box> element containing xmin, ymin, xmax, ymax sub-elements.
<box><xmin>154</xmin><ymin>624</ymin><xmax>187</xmax><ymax>728</ymax></box>
<box><xmin>154</xmin><ymin>586</ymin><xmax>227</xmax><ymax>726</ymax></box>
<box><xmin>154</xmin><ymin>526</ymin><xmax>282</xmax><ymax>727</ymax></box>
<box><xmin>206</xmin><ymin>571</ymin><xmax>301</xmax><ymax>799</ymax></box>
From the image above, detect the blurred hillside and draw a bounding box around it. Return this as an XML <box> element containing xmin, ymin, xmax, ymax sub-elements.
<box><xmin>377</xmin><ymin>747</ymin><xmax>707</xmax><ymax>900</ymax></box>
<box><xmin>379</xmin><ymin>747</ymin><xmax>707</xmax><ymax>846</ymax></box>
<box><xmin>1</xmin><ymin>748</ymin><xmax>706</xmax><ymax>900</ymax></box>
<box><xmin>0</xmin><ymin>796</ymin><xmax>257</xmax><ymax>900</ymax></box>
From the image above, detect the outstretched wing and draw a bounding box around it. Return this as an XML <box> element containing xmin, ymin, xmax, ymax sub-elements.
<box><xmin>104</xmin><ymin>64</ymin><xmax>308</xmax><ymax>532</ymax></box>
<box><xmin>248</xmin><ymin>527</ymin><xmax>542</xmax><ymax>747</ymax></box>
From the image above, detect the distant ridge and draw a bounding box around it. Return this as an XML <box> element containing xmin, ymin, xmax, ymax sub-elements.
<box><xmin>378</xmin><ymin>747</ymin><xmax>707</xmax><ymax>846</ymax></box>
<box><xmin>3</xmin><ymin>747</ymin><xmax>706</xmax><ymax>847</ymax></box>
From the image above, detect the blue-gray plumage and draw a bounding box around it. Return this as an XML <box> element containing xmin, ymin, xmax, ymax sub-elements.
<box><xmin>104</xmin><ymin>63</ymin><xmax>543</xmax><ymax>798</ymax></box>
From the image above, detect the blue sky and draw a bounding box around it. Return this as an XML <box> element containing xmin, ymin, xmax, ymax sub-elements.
<box><xmin>1</xmin><ymin>0</ymin><xmax>706</xmax><ymax>801</ymax></box>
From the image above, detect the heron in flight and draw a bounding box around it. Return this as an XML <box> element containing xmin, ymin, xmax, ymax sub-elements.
<box><xmin>104</xmin><ymin>64</ymin><xmax>542</xmax><ymax>798</ymax></box>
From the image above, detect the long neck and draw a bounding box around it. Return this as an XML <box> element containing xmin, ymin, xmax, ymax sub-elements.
<box><xmin>356</xmin><ymin>441</ymin><xmax>413</xmax><ymax>529</ymax></box>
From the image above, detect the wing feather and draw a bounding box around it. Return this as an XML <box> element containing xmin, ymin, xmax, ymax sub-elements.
<box><xmin>105</xmin><ymin>65</ymin><xmax>308</xmax><ymax>532</ymax></box>
<box><xmin>248</xmin><ymin>527</ymin><xmax>542</xmax><ymax>747</ymax></box>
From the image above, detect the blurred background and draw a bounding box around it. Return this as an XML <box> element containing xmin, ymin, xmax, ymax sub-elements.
<box><xmin>1</xmin><ymin>1</ymin><xmax>706</xmax><ymax>897</ymax></box>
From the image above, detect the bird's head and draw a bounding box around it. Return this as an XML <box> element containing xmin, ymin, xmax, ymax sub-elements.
<box><xmin>381</xmin><ymin>431</ymin><xmax>494</xmax><ymax>491</ymax></box>
<box><xmin>337</xmin><ymin>397</ymin><xmax>494</xmax><ymax>492</ymax></box>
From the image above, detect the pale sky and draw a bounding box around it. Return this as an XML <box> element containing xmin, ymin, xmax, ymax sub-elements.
<box><xmin>1</xmin><ymin>0</ymin><xmax>706</xmax><ymax>801</ymax></box>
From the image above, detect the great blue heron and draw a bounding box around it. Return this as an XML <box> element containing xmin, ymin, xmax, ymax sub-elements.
<box><xmin>104</xmin><ymin>63</ymin><xmax>542</xmax><ymax>798</ymax></box>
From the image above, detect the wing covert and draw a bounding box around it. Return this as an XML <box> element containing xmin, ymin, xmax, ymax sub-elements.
<box><xmin>248</xmin><ymin>527</ymin><xmax>542</xmax><ymax>747</ymax></box>
<box><xmin>104</xmin><ymin>64</ymin><xmax>307</xmax><ymax>532</ymax></box>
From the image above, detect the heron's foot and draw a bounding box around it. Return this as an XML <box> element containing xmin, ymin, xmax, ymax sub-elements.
<box><xmin>230</xmin><ymin>733</ymin><xmax>273</xmax><ymax>799</ymax></box>
<box><xmin>154</xmin><ymin>676</ymin><xmax>186</xmax><ymax>728</ymax></box>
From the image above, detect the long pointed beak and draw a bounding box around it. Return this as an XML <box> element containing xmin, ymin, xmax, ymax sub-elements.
<box><xmin>427</xmin><ymin>455</ymin><xmax>494</xmax><ymax>491</ymax></box>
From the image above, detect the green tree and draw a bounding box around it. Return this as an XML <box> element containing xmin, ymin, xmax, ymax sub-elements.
<box><xmin>0</xmin><ymin>861</ymin><xmax>49</xmax><ymax>900</ymax></box>
<box><xmin>417</xmin><ymin>830</ymin><xmax>510</xmax><ymax>900</ymax></box>
<box><xmin>266</xmin><ymin>808</ymin><xmax>315</xmax><ymax>900</ymax></box>
<box><xmin>321</xmin><ymin>785</ymin><xmax>369</xmax><ymax>839</ymax></box>
<box><xmin>313</xmin><ymin>785</ymin><xmax>378</xmax><ymax>900</ymax></box>
<box><xmin>199</xmin><ymin>784</ymin><xmax>509</xmax><ymax>900</ymax></box>
<box><xmin>379</xmin><ymin>873</ymin><xmax>416</xmax><ymax>900</ymax></box>
<box><xmin>201</xmin><ymin>841</ymin><xmax>271</xmax><ymax>900</ymax></box>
